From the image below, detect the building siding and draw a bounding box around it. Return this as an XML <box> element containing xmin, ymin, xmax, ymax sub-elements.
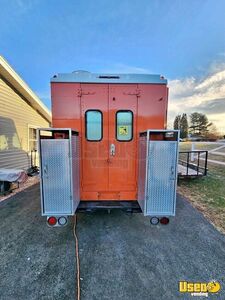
<box><xmin>0</xmin><ymin>76</ymin><xmax>50</xmax><ymax>170</ymax></box>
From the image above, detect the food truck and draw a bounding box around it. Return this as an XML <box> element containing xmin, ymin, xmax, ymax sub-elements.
<box><xmin>38</xmin><ymin>72</ymin><xmax>179</xmax><ymax>226</ymax></box>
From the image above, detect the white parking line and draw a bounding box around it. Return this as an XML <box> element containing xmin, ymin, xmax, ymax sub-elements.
<box><xmin>199</xmin><ymin>157</ymin><xmax>225</xmax><ymax>166</ymax></box>
<box><xmin>208</xmin><ymin>144</ymin><xmax>225</xmax><ymax>153</ymax></box>
<box><xmin>210</xmin><ymin>152</ymin><xmax>225</xmax><ymax>157</ymax></box>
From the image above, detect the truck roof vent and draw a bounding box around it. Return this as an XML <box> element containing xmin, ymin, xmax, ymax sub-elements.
<box><xmin>98</xmin><ymin>75</ymin><xmax>120</xmax><ymax>79</ymax></box>
<box><xmin>72</xmin><ymin>70</ymin><xmax>90</xmax><ymax>74</ymax></box>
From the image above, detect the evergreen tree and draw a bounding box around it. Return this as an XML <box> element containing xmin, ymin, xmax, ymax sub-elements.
<box><xmin>173</xmin><ymin>114</ymin><xmax>181</xmax><ymax>130</ymax></box>
<box><xmin>180</xmin><ymin>113</ymin><xmax>188</xmax><ymax>138</ymax></box>
<box><xmin>189</xmin><ymin>112</ymin><xmax>212</xmax><ymax>136</ymax></box>
<box><xmin>173</xmin><ymin>114</ymin><xmax>188</xmax><ymax>138</ymax></box>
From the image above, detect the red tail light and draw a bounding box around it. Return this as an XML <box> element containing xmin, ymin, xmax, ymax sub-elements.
<box><xmin>47</xmin><ymin>216</ymin><xmax>57</xmax><ymax>226</ymax></box>
<box><xmin>160</xmin><ymin>217</ymin><xmax>169</xmax><ymax>225</ymax></box>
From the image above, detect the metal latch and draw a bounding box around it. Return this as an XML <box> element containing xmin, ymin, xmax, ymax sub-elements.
<box><xmin>170</xmin><ymin>166</ymin><xmax>175</xmax><ymax>179</ymax></box>
<box><xmin>110</xmin><ymin>144</ymin><xmax>116</xmax><ymax>156</ymax></box>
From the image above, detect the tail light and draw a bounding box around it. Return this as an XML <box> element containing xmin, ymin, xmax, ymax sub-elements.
<box><xmin>150</xmin><ymin>217</ymin><xmax>159</xmax><ymax>225</ymax></box>
<box><xmin>47</xmin><ymin>216</ymin><xmax>57</xmax><ymax>226</ymax></box>
<box><xmin>160</xmin><ymin>217</ymin><xmax>169</xmax><ymax>225</ymax></box>
<box><xmin>58</xmin><ymin>216</ymin><xmax>67</xmax><ymax>226</ymax></box>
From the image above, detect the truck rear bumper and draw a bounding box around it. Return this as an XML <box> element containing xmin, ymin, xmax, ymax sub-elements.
<box><xmin>77</xmin><ymin>200</ymin><xmax>141</xmax><ymax>213</ymax></box>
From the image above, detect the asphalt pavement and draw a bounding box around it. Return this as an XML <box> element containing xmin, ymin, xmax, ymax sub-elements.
<box><xmin>0</xmin><ymin>184</ymin><xmax>225</xmax><ymax>300</ymax></box>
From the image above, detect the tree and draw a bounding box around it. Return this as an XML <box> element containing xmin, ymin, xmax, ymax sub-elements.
<box><xmin>189</xmin><ymin>112</ymin><xmax>212</xmax><ymax>136</ymax></box>
<box><xmin>180</xmin><ymin>113</ymin><xmax>188</xmax><ymax>138</ymax></box>
<box><xmin>173</xmin><ymin>114</ymin><xmax>181</xmax><ymax>130</ymax></box>
<box><xmin>206</xmin><ymin>124</ymin><xmax>220</xmax><ymax>141</ymax></box>
<box><xmin>173</xmin><ymin>114</ymin><xmax>188</xmax><ymax>138</ymax></box>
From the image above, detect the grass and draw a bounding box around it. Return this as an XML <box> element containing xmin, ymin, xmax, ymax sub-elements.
<box><xmin>208</xmin><ymin>154</ymin><xmax>225</xmax><ymax>163</ymax></box>
<box><xmin>214</xmin><ymin>147</ymin><xmax>225</xmax><ymax>153</ymax></box>
<box><xmin>179</xmin><ymin>142</ymin><xmax>223</xmax><ymax>152</ymax></box>
<box><xmin>178</xmin><ymin>155</ymin><xmax>225</xmax><ymax>234</ymax></box>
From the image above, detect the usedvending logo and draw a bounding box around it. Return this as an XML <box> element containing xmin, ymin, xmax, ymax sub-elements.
<box><xmin>179</xmin><ymin>280</ymin><xmax>221</xmax><ymax>297</ymax></box>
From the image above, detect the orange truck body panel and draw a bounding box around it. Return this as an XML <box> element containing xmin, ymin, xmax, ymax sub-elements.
<box><xmin>51</xmin><ymin>75</ymin><xmax>168</xmax><ymax>201</ymax></box>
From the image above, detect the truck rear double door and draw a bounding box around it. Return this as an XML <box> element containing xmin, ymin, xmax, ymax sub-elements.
<box><xmin>80</xmin><ymin>84</ymin><xmax>138</xmax><ymax>201</ymax></box>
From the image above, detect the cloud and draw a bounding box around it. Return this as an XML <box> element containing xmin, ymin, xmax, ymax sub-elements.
<box><xmin>196</xmin><ymin>98</ymin><xmax>225</xmax><ymax>114</ymax></box>
<box><xmin>168</xmin><ymin>65</ymin><xmax>225</xmax><ymax>133</ymax></box>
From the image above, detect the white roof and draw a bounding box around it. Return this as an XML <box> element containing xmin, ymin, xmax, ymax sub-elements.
<box><xmin>51</xmin><ymin>71</ymin><xmax>167</xmax><ymax>84</ymax></box>
<box><xmin>0</xmin><ymin>56</ymin><xmax>51</xmax><ymax>122</ymax></box>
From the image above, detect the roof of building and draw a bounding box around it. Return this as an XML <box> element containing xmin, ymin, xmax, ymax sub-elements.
<box><xmin>0</xmin><ymin>56</ymin><xmax>51</xmax><ymax>122</ymax></box>
<box><xmin>51</xmin><ymin>71</ymin><xmax>167</xmax><ymax>84</ymax></box>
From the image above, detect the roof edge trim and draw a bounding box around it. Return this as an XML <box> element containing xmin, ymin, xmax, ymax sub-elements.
<box><xmin>51</xmin><ymin>72</ymin><xmax>167</xmax><ymax>84</ymax></box>
<box><xmin>0</xmin><ymin>55</ymin><xmax>51</xmax><ymax>122</ymax></box>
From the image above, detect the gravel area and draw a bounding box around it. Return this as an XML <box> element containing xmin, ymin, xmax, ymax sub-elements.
<box><xmin>0</xmin><ymin>176</ymin><xmax>39</xmax><ymax>203</ymax></box>
<box><xmin>0</xmin><ymin>185</ymin><xmax>225</xmax><ymax>299</ymax></box>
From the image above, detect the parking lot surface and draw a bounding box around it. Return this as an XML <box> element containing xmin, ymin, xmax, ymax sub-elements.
<box><xmin>0</xmin><ymin>184</ymin><xmax>225</xmax><ymax>300</ymax></box>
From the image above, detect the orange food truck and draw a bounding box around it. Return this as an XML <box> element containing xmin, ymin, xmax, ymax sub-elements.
<box><xmin>38</xmin><ymin>72</ymin><xmax>179</xmax><ymax>226</ymax></box>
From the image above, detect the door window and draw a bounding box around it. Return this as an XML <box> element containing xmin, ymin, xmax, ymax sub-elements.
<box><xmin>85</xmin><ymin>110</ymin><xmax>103</xmax><ymax>141</ymax></box>
<box><xmin>116</xmin><ymin>111</ymin><xmax>133</xmax><ymax>141</ymax></box>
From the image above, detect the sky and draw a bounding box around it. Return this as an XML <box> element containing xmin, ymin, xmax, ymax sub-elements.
<box><xmin>0</xmin><ymin>0</ymin><xmax>225</xmax><ymax>133</ymax></box>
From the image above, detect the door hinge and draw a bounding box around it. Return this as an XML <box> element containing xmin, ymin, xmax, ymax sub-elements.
<box><xmin>77</xmin><ymin>88</ymin><xmax>96</xmax><ymax>97</ymax></box>
<box><xmin>123</xmin><ymin>89</ymin><xmax>141</xmax><ymax>97</ymax></box>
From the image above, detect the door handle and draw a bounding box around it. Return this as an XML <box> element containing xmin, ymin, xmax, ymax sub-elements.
<box><xmin>170</xmin><ymin>166</ymin><xmax>175</xmax><ymax>179</ymax></box>
<box><xmin>110</xmin><ymin>144</ymin><xmax>116</xmax><ymax>156</ymax></box>
<box><xmin>43</xmin><ymin>165</ymin><xmax>48</xmax><ymax>178</ymax></box>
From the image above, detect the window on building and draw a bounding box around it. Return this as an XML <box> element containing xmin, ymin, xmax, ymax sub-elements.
<box><xmin>29</xmin><ymin>127</ymin><xmax>37</xmax><ymax>151</ymax></box>
<box><xmin>116</xmin><ymin>111</ymin><xmax>133</xmax><ymax>141</ymax></box>
<box><xmin>85</xmin><ymin>110</ymin><xmax>103</xmax><ymax>141</ymax></box>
